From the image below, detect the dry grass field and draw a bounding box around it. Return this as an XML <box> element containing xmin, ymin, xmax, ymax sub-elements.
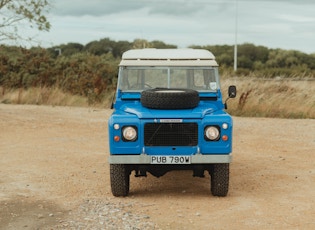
<box><xmin>1</xmin><ymin>78</ymin><xmax>314</xmax><ymax>119</ymax></box>
<box><xmin>222</xmin><ymin>78</ymin><xmax>315</xmax><ymax>118</ymax></box>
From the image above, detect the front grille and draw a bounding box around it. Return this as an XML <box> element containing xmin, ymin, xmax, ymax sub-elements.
<box><xmin>144</xmin><ymin>123</ymin><xmax>198</xmax><ymax>146</ymax></box>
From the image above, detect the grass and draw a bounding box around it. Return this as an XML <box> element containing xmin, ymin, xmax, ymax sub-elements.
<box><xmin>1</xmin><ymin>78</ymin><xmax>314</xmax><ymax>119</ymax></box>
<box><xmin>221</xmin><ymin>78</ymin><xmax>315</xmax><ymax>119</ymax></box>
<box><xmin>0</xmin><ymin>87</ymin><xmax>106</xmax><ymax>107</ymax></box>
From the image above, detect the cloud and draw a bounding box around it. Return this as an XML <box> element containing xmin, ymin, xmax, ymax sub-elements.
<box><xmin>51</xmin><ymin>0</ymin><xmax>315</xmax><ymax>17</ymax></box>
<box><xmin>277</xmin><ymin>14</ymin><xmax>315</xmax><ymax>23</ymax></box>
<box><xmin>30</xmin><ymin>0</ymin><xmax>315</xmax><ymax>53</ymax></box>
<box><xmin>51</xmin><ymin>0</ymin><xmax>143</xmax><ymax>16</ymax></box>
<box><xmin>51</xmin><ymin>0</ymin><xmax>236</xmax><ymax>17</ymax></box>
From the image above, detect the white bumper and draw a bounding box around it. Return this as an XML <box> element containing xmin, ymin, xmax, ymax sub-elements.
<box><xmin>109</xmin><ymin>154</ymin><xmax>232</xmax><ymax>164</ymax></box>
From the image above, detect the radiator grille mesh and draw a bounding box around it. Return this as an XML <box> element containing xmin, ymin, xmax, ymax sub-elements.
<box><xmin>144</xmin><ymin>123</ymin><xmax>198</xmax><ymax>146</ymax></box>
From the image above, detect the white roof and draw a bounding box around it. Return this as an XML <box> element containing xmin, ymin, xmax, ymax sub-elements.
<box><xmin>120</xmin><ymin>49</ymin><xmax>218</xmax><ymax>67</ymax></box>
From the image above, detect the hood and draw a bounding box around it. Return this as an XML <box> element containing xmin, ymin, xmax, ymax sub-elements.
<box><xmin>120</xmin><ymin>101</ymin><xmax>219</xmax><ymax>119</ymax></box>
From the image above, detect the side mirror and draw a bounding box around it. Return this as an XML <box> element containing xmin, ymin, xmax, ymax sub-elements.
<box><xmin>225</xmin><ymin>85</ymin><xmax>237</xmax><ymax>109</ymax></box>
<box><xmin>228</xmin><ymin>85</ymin><xmax>237</xmax><ymax>98</ymax></box>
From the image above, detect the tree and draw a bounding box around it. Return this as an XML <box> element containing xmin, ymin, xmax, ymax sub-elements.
<box><xmin>84</xmin><ymin>38</ymin><xmax>115</xmax><ymax>56</ymax></box>
<box><xmin>0</xmin><ymin>0</ymin><xmax>50</xmax><ymax>42</ymax></box>
<box><xmin>150</xmin><ymin>40</ymin><xmax>177</xmax><ymax>49</ymax></box>
<box><xmin>48</xmin><ymin>43</ymin><xmax>84</xmax><ymax>57</ymax></box>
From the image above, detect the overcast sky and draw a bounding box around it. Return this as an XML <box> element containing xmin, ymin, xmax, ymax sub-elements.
<box><xmin>30</xmin><ymin>0</ymin><xmax>315</xmax><ymax>53</ymax></box>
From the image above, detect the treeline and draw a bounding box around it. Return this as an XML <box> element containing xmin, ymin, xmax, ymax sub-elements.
<box><xmin>0</xmin><ymin>39</ymin><xmax>177</xmax><ymax>103</ymax></box>
<box><xmin>0</xmin><ymin>46</ymin><xmax>118</xmax><ymax>103</ymax></box>
<box><xmin>191</xmin><ymin>44</ymin><xmax>315</xmax><ymax>77</ymax></box>
<box><xmin>1</xmin><ymin>38</ymin><xmax>314</xmax><ymax>103</ymax></box>
<box><xmin>47</xmin><ymin>38</ymin><xmax>177</xmax><ymax>58</ymax></box>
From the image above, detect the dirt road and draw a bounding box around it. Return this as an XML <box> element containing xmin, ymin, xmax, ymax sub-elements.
<box><xmin>0</xmin><ymin>104</ymin><xmax>314</xmax><ymax>229</ymax></box>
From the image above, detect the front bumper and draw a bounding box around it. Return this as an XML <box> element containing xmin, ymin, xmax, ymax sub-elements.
<box><xmin>109</xmin><ymin>153</ymin><xmax>232</xmax><ymax>164</ymax></box>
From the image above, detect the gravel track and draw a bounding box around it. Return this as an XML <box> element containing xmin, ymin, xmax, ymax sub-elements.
<box><xmin>0</xmin><ymin>104</ymin><xmax>314</xmax><ymax>229</ymax></box>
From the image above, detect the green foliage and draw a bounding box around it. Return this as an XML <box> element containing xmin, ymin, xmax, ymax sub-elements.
<box><xmin>48</xmin><ymin>43</ymin><xmax>84</xmax><ymax>57</ymax></box>
<box><xmin>0</xmin><ymin>0</ymin><xmax>50</xmax><ymax>42</ymax></box>
<box><xmin>191</xmin><ymin>43</ymin><xmax>315</xmax><ymax>78</ymax></box>
<box><xmin>0</xmin><ymin>47</ymin><xmax>56</xmax><ymax>88</ymax></box>
<box><xmin>48</xmin><ymin>38</ymin><xmax>177</xmax><ymax>59</ymax></box>
<box><xmin>0</xmin><ymin>38</ymin><xmax>179</xmax><ymax>105</ymax></box>
<box><xmin>54</xmin><ymin>53</ymin><xmax>118</xmax><ymax>99</ymax></box>
<box><xmin>84</xmin><ymin>38</ymin><xmax>115</xmax><ymax>56</ymax></box>
<box><xmin>1</xmin><ymin>39</ymin><xmax>315</xmax><ymax>108</ymax></box>
<box><xmin>0</xmin><ymin>45</ymin><xmax>119</xmax><ymax>105</ymax></box>
<box><xmin>149</xmin><ymin>40</ymin><xmax>177</xmax><ymax>49</ymax></box>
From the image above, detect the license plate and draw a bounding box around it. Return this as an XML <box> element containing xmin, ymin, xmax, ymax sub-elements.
<box><xmin>150</xmin><ymin>156</ymin><xmax>191</xmax><ymax>164</ymax></box>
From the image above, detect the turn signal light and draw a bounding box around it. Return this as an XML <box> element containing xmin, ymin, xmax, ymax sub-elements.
<box><xmin>114</xmin><ymin>136</ymin><xmax>120</xmax><ymax>142</ymax></box>
<box><xmin>222</xmin><ymin>135</ymin><xmax>228</xmax><ymax>141</ymax></box>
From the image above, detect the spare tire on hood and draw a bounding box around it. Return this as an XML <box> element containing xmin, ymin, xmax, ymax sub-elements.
<box><xmin>141</xmin><ymin>88</ymin><xmax>199</xmax><ymax>109</ymax></box>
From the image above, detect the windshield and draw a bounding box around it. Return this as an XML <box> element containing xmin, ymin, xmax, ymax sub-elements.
<box><xmin>118</xmin><ymin>66</ymin><xmax>220</xmax><ymax>92</ymax></box>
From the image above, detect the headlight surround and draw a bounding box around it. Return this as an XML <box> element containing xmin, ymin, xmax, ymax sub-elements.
<box><xmin>204</xmin><ymin>126</ymin><xmax>220</xmax><ymax>141</ymax></box>
<box><xmin>122</xmin><ymin>126</ymin><xmax>137</xmax><ymax>141</ymax></box>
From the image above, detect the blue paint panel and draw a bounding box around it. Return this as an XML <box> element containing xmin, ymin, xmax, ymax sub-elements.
<box><xmin>109</xmin><ymin>110</ymin><xmax>233</xmax><ymax>155</ymax></box>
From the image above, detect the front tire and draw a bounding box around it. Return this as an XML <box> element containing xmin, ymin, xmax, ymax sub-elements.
<box><xmin>210</xmin><ymin>163</ymin><xmax>229</xmax><ymax>197</ymax></box>
<box><xmin>110</xmin><ymin>164</ymin><xmax>130</xmax><ymax>197</ymax></box>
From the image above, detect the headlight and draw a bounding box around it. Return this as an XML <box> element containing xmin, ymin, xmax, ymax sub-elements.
<box><xmin>122</xmin><ymin>126</ymin><xmax>137</xmax><ymax>141</ymax></box>
<box><xmin>204</xmin><ymin>126</ymin><xmax>220</xmax><ymax>141</ymax></box>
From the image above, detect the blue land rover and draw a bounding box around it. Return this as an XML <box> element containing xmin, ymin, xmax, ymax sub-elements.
<box><xmin>108</xmin><ymin>49</ymin><xmax>236</xmax><ymax>197</ymax></box>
